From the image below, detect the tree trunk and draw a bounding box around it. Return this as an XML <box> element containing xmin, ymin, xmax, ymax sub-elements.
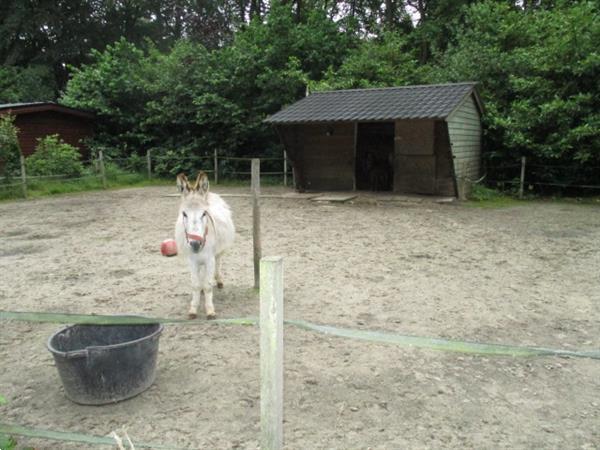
<box><xmin>385</xmin><ymin>0</ymin><xmax>394</xmax><ymax>29</ymax></box>
<box><xmin>250</xmin><ymin>0</ymin><xmax>261</xmax><ymax>20</ymax></box>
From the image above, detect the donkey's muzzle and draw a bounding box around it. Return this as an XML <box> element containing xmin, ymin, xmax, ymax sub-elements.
<box><xmin>189</xmin><ymin>240</ymin><xmax>202</xmax><ymax>252</ymax></box>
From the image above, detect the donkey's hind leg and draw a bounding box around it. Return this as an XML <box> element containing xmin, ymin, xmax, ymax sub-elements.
<box><xmin>215</xmin><ymin>254</ymin><xmax>224</xmax><ymax>289</ymax></box>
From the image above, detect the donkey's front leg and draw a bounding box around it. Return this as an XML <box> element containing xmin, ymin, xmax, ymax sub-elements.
<box><xmin>203</xmin><ymin>257</ymin><xmax>217</xmax><ymax>320</ymax></box>
<box><xmin>188</xmin><ymin>259</ymin><xmax>202</xmax><ymax>320</ymax></box>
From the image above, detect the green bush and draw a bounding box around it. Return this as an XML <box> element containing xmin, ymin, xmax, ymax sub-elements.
<box><xmin>0</xmin><ymin>114</ymin><xmax>22</xmax><ymax>180</ymax></box>
<box><xmin>469</xmin><ymin>184</ymin><xmax>505</xmax><ymax>202</ymax></box>
<box><xmin>26</xmin><ymin>135</ymin><xmax>84</xmax><ymax>177</ymax></box>
<box><xmin>123</xmin><ymin>153</ymin><xmax>146</xmax><ymax>173</ymax></box>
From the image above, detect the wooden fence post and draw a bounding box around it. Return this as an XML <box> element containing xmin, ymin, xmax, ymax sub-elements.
<box><xmin>260</xmin><ymin>256</ymin><xmax>284</xmax><ymax>450</ymax></box>
<box><xmin>20</xmin><ymin>154</ymin><xmax>27</xmax><ymax>199</ymax></box>
<box><xmin>99</xmin><ymin>149</ymin><xmax>107</xmax><ymax>189</ymax></box>
<box><xmin>283</xmin><ymin>150</ymin><xmax>287</xmax><ymax>187</ymax></box>
<box><xmin>519</xmin><ymin>156</ymin><xmax>526</xmax><ymax>199</ymax></box>
<box><xmin>214</xmin><ymin>149</ymin><xmax>218</xmax><ymax>184</ymax></box>
<box><xmin>146</xmin><ymin>149</ymin><xmax>152</xmax><ymax>179</ymax></box>
<box><xmin>252</xmin><ymin>159</ymin><xmax>262</xmax><ymax>289</ymax></box>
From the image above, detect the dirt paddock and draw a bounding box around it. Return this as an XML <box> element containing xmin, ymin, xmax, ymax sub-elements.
<box><xmin>1</xmin><ymin>186</ymin><xmax>599</xmax><ymax>449</ymax></box>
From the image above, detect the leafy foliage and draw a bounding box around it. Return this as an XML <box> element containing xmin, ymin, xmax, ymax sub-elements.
<box><xmin>0</xmin><ymin>65</ymin><xmax>56</xmax><ymax>103</ymax></box>
<box><xmin>0</xmin><ymin>114</ymin><xmax>21</xmax><ymax>180</ymax></box>
<box><xmin>62</xmin><ymin>5</ymin><xmax>353</xmax><ymax>163</ymax></box>
<box><xmin>61</xmin><ymin>39</ymin><xmax>154</xmax><ymax>155</ymax></box>
<box><xmin>426</xmin><ymin>1</ymin><xmax>600</xmax><ymax>186</ymax></box>
<box><xmin>316</xmin><ymin>32</ymin><xmax>420</xmax><ymax>89</ymax></box>
<box><xmin>26</xmin><ymin>135</ymin><xmax>84</xmax><ymax>177</ymax></box>
<box><xmin>2</xmin><ymin>0</ymin><xmax>598</xmax><ymax>191</ymax></box>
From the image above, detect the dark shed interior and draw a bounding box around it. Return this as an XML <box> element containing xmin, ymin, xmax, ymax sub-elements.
<box><xmin>355</xmin><ymin>122</ymin><xmax>394</xmax><ymax>191</ymax></box>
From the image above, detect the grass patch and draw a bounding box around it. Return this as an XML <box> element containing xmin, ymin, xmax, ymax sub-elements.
<box><xmin>0</xmin><ymin>173</ymin><xmax>171</xmax><ymax>202</ymax></box>
<box><xmin>465</xmin><ymin>185</ymin><xmax>522</xmax><ymax>208</ymax></box>
<box><xmin>465</xmin><ymin>185</ymin><xmax>600</xmax><ymax>208</ymax></box>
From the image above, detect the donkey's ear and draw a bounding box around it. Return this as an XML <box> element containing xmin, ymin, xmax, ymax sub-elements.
<box><xmin>194</xmin><ymin>171</ymin><xmax>210</xmax><ymax>196</ymax></box>
<box><xmin>176</xmin><ymin>173</ymin><xmax>191</xmax><ymax>194</ymax></box>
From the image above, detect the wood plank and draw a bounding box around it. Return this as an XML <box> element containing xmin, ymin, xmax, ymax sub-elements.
<box><xmin>252</xmin><ymin>159</ymin><xmax>261</xmax><ymax>289</ymax></box>
<box><xmin>311</xmin><ymin>194</ymin><xmax>357</xmax><ymax>202</ymax></box>
<box><xmin>394</xmin><ymin>155</ymin><xmax>436</xmax><ymax>194</ymax></box>
<box><xmin>395</xmin><ymin>120</ymin><xmax>435</xmax><ymax>156</ymax></box>
<box><xmin>260</xmin><ymin>256</ymin><xmax>284</xmax><ymax>450</ymax></box>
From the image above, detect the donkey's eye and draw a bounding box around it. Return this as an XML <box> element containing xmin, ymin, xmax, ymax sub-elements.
<box><xmin>182</xmin><ymin>212</ymin><xmax>188</xmax><ymax>219</ymax></box>
<box><xmin>202</xmin><ymin>211</ymin><xmax>207</xmax><ymax>218</ymax></box>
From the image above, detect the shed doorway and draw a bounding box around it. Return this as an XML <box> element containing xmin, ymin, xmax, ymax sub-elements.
<box><xmin>355</xmin><ymin>122</ymin><xmax>394</xmax><ymax>191</ymax></box>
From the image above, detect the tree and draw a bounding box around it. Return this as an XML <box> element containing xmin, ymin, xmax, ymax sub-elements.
<box><xmin>61</xmin><ymin>39</ymin><xmax>155</xmax><ymax>155</ymax></box>
<box><xmin>0</xmin><ymin>114</ymin><xmax>22</xmax><ymax>180</ymax></box>
<box><xmin>315</xmin><ymin>32</ymin><xmax>421</xmax><ymax>89</ymax></box>
<box><xmin>0</xmin><ymin>65</ymin><xmax>56</xmax><ymax>103</ymax></box>
<box><xmin>427</xmin><ymin>0</ymin><xmax>600</xmax><ymax>185</ymax></box>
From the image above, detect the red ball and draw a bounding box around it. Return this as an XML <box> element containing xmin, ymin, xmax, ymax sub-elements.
<box><xmin>160</xmin><ymin>239</ymin><xmax>178</xmax><ymax>257</ymax></box>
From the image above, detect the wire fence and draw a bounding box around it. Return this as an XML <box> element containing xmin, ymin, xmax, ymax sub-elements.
<box><xmin>4</xmin><ymin>148</ymin><xmax>599</xmax><ymax>201</ymax></box>
<box><xmin>483</xmin><ymin>157</ymin><xmax>600</xmax><ymax>196</ymax></box>
<box><xmin>144</xmin><ymin>149</ymin><xmax>291</xmax><ymax>184</ymax></box>
<box><xmin>0</xmin><ymin>149</ymin><xmax>292</xmax><ymax>200</ymax></box>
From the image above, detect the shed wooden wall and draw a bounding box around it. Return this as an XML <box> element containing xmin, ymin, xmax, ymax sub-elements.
<box><xmin>447</xmin><ymin>94</ymin><xmax>481</xmax><ymax>181</ymax></box>
<box><xmin>394</xmin><ymin>120</ymin><xmax>436</xmax><ymax>194</ymax></box>
<box><xmin>278</xmin><ymin>115</ymin><xmax>465</xmax><ymax>197</ymax></box>
<box><xmin>393</xmin><ymin>119</ymin><xmax>455</xmax><ymax>196</ymax></box>
<box><xmin>278</xmin><ymin>123</ymin><xmax>354</xmax><ymax>191</ymax></box>
<box><xmin>14</xmin><ymin>111</ymin><xmax>94</xmax><ymax>158</ymax></box>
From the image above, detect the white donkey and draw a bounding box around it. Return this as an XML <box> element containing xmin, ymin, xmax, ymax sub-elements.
<box><xmin>175</xmin><ymin>171</ymin><xmax>235</xmax><ymax>319</ymax></box>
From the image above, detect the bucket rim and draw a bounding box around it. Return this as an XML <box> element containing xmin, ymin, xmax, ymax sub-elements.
<box><xmin>47</xmin><ymin>321</ymin><xmax>164</xmax><ymax>359</ymax></box>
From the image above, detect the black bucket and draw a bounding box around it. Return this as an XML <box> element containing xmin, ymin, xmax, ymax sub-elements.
<box><xmin>47</xmin><ymin>323</ymin><xmax>163</xmax><ymax>405</ymax></box>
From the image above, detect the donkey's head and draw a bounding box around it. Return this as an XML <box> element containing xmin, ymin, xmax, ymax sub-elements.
<box><xmin>177</xmin><ymin>171</ymin><xmax>212</xmax><ymax>253</ymax></box>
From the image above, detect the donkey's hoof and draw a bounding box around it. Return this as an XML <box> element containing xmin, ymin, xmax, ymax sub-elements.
<box><xmin>206</xmin><ymin>313</ymin><xmax>217</xmax><ymax>320</ymax></box>
<box><xmin>188</xmin><ymin>313</ymin><xmax>198</xmax><ymax>320</ymax></box>
<box><xmin>217</xmin><ymin>281</ymin><xmax>224</xmax><ymax>289</ymax></box>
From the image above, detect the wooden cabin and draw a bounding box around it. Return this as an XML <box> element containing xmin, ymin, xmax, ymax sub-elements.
<box><xmin>0</xmin><ymin>102</ymin><xmax>95</xmax><ymax>158</ymax></box>
<box><xmin>265</xmin><ymin>82</ymin><xmax>484</xmax><ymax>197</ymax></box>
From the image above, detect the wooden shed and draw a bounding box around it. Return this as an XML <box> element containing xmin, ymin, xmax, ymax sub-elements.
<box><xmin>0</xmin><ymin>102</ymin><xmax>95</xmax><ymax>158</ymax></box>
<box><xmin>265</xmin><ymin>82</ymin><xmax>484</xmax><ymax>197</ymax></box>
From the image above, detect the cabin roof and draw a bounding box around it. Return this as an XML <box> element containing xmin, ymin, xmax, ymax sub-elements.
<box><xmin>265</xmin><ymin>82</ymin><xmax>482</xmax><ymax>124</ymax></box>
<box><xmin>0</xmin><ymin>102</ymin><xmax>94</xmax><ymax>119</ymax></box>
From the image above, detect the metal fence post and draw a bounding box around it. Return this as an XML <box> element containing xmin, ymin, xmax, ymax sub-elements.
<box><xmin>214</xmin><ymin>149</ymin><xmax>218</xmax><ymax>184</ymax></box>
<box><xmin>19</xmin><ymin>154</ymin><xmax>27</xmax><ymax>199</ymax></box>
<box><xmin>260</xmin><ymin>256</ymin><xmax>284</xmax><ymax>450</ymax></box>
<box><xmin>147</xmin><ymin>149</ymin><xmax>152</xmax><ymax>179</ymax></box>
<box><xmin>519</xmin><ymin>156</ymin><xmax>526</xmax><ymax>199</ymax></box>
<box><xmin>99</xmin><ymin>150</ymin><xmax>107</xmax><ymax>189</ymax></box>
<box><xmin>252</xmin><ymin>159</ymin><xmax>261</xmax><ymax>289</ymax></box>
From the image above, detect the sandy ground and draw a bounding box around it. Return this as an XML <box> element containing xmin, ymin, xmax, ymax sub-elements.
<box><xmin>0</xmin><ymin>186</ymin><xmax>599</xmax><ymax>449</ymax></box>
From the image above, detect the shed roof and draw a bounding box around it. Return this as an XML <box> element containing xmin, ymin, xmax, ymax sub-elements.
<box><xmin>0</xmin><ymin>102</ymin><xmax>94</xmax><ymax>119</ymax></box>
<box><xmin>265</xmin><ymin>82</ymin><xmax>482</xmax><ymax>124</ymax></box>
